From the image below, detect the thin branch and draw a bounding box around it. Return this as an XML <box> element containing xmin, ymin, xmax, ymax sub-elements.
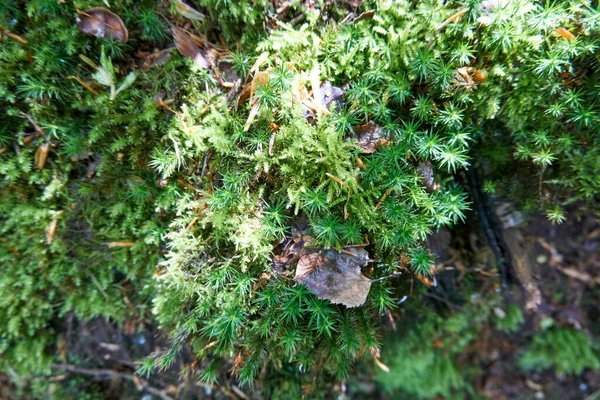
<box><xmin>422</xmin><ymin>292</ymin><xmax>467</xmax><ymax>312</ymax></box>
<box><xmin>50</xmin><ymin>364</ymin><xmax>173</xmax><ymax>400</ymax></box>
<box><xmin>370</xmin><ymin>271</ymin><xmax>403</xmax><ymax>283</ymax></box>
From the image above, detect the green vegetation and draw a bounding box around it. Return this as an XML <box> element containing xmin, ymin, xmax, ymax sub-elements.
<box><xmin>520</xmin><ymin>326</ymin><xmax>600</xmax><ymax>375</ymax></box>
<box><xmin>1</xmin><ymin>0</ymin><xmax>599</xmax><ymax>397</ymax></box>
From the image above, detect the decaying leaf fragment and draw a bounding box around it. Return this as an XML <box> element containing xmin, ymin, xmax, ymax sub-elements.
<box><xmin>418</xmin><ymin>161</ymin><xmax>441</xmax><ymax>193</ymax></box>
<box><xmin>76</xmin><ymin>7</ymin><xmax>128</xmax><ymax>43</ymax></box>
<box><xmin>295</xmin><ymin>248</ymin><xmax>372</xmax><ymax>308</ymax></box>
<box><xmin>173</xmin><ymin>0</ymin><xmax>205</xmax><ymax>21</ymax></box>
<box><xmin>353</xmin><ymin>121</ymin><xmax>389</xmax><ymax>154</ymax></box>
<box><xmin>172</xmin><ymin>27</ymin><xmax>210</xmax><ymax>69</ymax></box>
<box><xmin>320</xmin><ymin>81</ymin><xmax>345</xmax><ymax>110</ymax></box>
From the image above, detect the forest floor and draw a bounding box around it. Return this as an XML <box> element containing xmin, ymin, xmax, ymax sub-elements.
<box><xmin>2</xmin><ymin>203</ymin><xmax>595</xmax><ymax>400</ymax></box>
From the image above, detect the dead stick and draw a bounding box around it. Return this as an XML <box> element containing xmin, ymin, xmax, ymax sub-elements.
<box><xmin>374</xmin><ymin>188</ymin><xmax>390</xmax><ymax>211</ymax></box>
<box><xmin>370</xmin><ymin>271</ymin><xmax>403</xmax><ymax>283</ymax></box>
<box><xmin>51</xmin><ymin>364</ymin><xmax>172</xmax><ymax>400</ymax></box>
<box><xmin>428</xmin><ymin>8</ymin><xmax>468</xmax><ymax>48</ymax></box>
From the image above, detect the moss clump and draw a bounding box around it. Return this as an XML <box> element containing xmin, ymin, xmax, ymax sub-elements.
<box><xmin>1</xmin><ymin>0</ymin><xmax>599</xmax><ymax>394</ymax></box>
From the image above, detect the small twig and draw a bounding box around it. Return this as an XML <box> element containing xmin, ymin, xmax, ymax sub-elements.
<box><xmin>370</xmin><ymin>271</ymin><xmax>403</xmax><ymax>283</ymax></box>
<box><xmin>351</xmin><ymin>10</ymin><xmax>375</xmax><ymax>24</ymax></box>
<box><xmin>68</xmin><ymin>76</ymin><xmax>98</xmax><ymax>95</ymax></box>
<box><xmin>428</xmin><ymin>8</ymin><xmax>468</xmax><ymax>48</ymax></box>
<box><xmin>106</xmin><ymin>241</ymin><xmax>135</xmax><ymax>248</ymax></box>
<box><xmin>231</xmin><ymin>384</ymin><xmax>250</xmax><ymax>400</ymax></box>
<box><xmin>422</xmin><ymin>291</ymin><xmax>467</xmax><ymax>311</ymax></box>
<box><xmin>289</xmin><ymin>12</ymin><xmax>306</xmax><ymax>25</ymax></box>
<box><xmin>583</xmin><ymin>388</ymin><xmax>600</xmax><ymax>400</ymax></box>
<box><xmin>51</xmin><ymin>364</ymin><xmax>173</xmax><ymax>400</ymax></box>
<box><xmin>2</xmin><ymin>29</ymin><xmax>28</xmax><ymax>44</ymax></box>
<box><xmin>435</xmin><ymin>8</ymin><xmax>468</xmax><ymax>34</ymax></box>
<box><xmin>88</xmin><ymin>273</ymin><xmax>110</xmax><ymax>301</ymax></box>
<box><xmin>200</xmin><ymin>151</ymin><xmax>211</xmax><ymax>178</ymax></box>
<box><xmin>186</xmin><ymin>216</ymin><xmax>199</xmax><ymax>231</ymax></box>
<box><xmin>374</xmin><ymin>188</ymin><xmax>390</xmax><ymax>211</ymax></box>
<box><xmin>19</xmin><ymin>111</ymin><xmax>47</xmax><ymax>139</ymax></box>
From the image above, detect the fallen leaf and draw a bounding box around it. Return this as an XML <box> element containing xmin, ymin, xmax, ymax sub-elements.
<box><xmin>319</xmin><ymin>81</ymin><xmax>345</xmax><ymax>110</ymax></box>
<box><xmin>76</xmin><ymin>7</ymin><xmax>128</xmax><ymax>43</ymax></box>
<box><xmin>295</xmin><ymin>248</ymin><xmax>372</xmax><ymax>308</ymax></box>
<box><xmin>249</xmin><ymin>52</ymin><xmax>269</xmax><ymax>77</ymax></box>
<box><xmin>295</xmin><ymin>253</ymin><xmax>327</xmax><ymax>279</ymax></box>
<box><xmin>353</xmin><ymin>121</ymin><xmax>389</xmax><ymax>154</ymax></box>
<box><xmin>173</xmin><ymin>0</ymin><xmax>205</xmax><ymax>20</ymax></box>
<box><xmin>250</xmin><ymin>71</ymin><xmax>270</xmax><ymax>99</ymax></box>
<box><xmin>418</xmin><ymin>161</ymin><xmax>440</xmax><ymax>193</ymax></box>
<box><xmin>172</xmin><ymin>27</ymin><xmax>210</xmax><ymax>69</ymax></box>
<box><xmin>142</xmin><ymin>48</ymin><xmax>173</xmax><ymax>69</ymax></box>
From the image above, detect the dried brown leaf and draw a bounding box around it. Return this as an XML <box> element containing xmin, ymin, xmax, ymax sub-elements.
<box><xmin>295</xmin><ymin>253</ymin><xmax>327</xmax><ymax>279</ymax></box>
<box><xmin>76</xmin><ymin>7</ymin><xmax>128</xmax><ymax>43</ymax></box>
<box><xmin>172</xmin><ymin>27</ymin><xmax>210</xmax><ymax>69</ymax></box>
<box><xmin>319</xmin><ymin>81</ymin><xmax>345</xmax><ymax>110</ymax></box>
<box><xmin>295</xmin><ymin>248</ymin><xmax>371</xmax><ymax>308</ymax></box>
<box><xmin>353</xmin><ymin>121</ymin><xmax>388</xmax><ymax>154</ymax></box>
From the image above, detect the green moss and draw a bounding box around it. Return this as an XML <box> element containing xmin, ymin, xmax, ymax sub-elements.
<box><xmin>519</xmin><ymin>327</ymin><xmax>600</xmax><ymax>375</ymax></box>
<box><xmin>1</xmin><ymin>0</ymin><xmax>599</xmax><ymax>394</ymax></box>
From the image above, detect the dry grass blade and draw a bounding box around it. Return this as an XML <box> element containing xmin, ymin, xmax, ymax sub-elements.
<box><xmin>68</xmin><ymin>76</ymin><xmax>98</xmax><ymax>95</ymax></box>
<box><xmin>76</xmin><ymin>7</ymin><xmax>128</xmax><ymax>43</ymax></box>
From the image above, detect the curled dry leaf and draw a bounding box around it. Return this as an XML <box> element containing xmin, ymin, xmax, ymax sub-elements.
<box><xmin>295</xmin><ymin>248</ymin><xmax>372</xmax><ymax>308</ymax></box>
<box><xmin>172</xmin><ymin>27</ymin><xmax>210</xmax><ymax>69</ymax></box>
<box><xmin>555</xmin><ymin>27</ymin><xmax>575</xmax><ymax>40</ymax></box>
<box><xmin>418</xmin><ymin>161</ymin><xmax>441</xmax><ymax>193</ymax></box>
<box><xmin>46</xmin><ymin>211</ymin><xmax>63</xmax><ymax>245</ymax></box>
<box><xmin>455</xmin><ymin>67</ymin><xmax>487</xmax><ymax>91</ymax></box>
<box><xmin>472</xmin><ymin>69</ymin><xmax>488</xmax><ymax>83</ymax></box>
<box><xmin>416</xmin><ymin>273</ymin><xmax>437</xmax><ymax>287</ymax></box>
<box><xmin>353</xmin><ymin>121</ymin><xmax>389</xmax><ymax>154</ymax></box>
<box><xmin>76</xmin><ymin>7</ymin><xmax>128</xmax><ymax>43</ymax></box>
<box><xmin>173</xmin><ymin>0</ymin><xmax>205</xmax><ymax>20</ymax></box>
<box><xmin>35</xmin><ymin>142</ymin><xmax>50</xmax><ymax>169</ymax></box>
